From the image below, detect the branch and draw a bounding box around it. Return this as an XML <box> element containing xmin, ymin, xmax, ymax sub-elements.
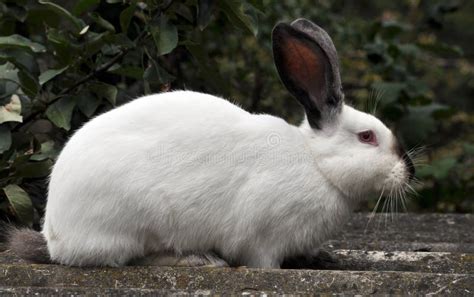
<box><xmin>15</xmin><ymin>30</ymin><xmax>149</xmax><ymax>131</ymax></box>
<box><xmin>60</xmin><ymin>50</ymin><xmax>129</xmax><ymax>96</ymax></box>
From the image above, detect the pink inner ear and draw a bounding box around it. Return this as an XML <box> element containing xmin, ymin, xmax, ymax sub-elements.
<box><xmin>281</xmin><ymin>36</ymin><xmax>326</xmax><ymax>96</ymax></box>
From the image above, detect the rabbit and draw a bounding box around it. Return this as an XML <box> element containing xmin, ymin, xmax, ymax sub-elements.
<box><xmin>8</xmin><ymin>18</ymin><xmax>414</xmax><ymax>268</ymax></box>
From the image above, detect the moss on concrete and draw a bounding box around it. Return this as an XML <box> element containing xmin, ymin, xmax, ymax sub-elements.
<box><xmin>0</xmin><ymin>264</ymin><xmax>472</xmax><ymax>295</ymax></box>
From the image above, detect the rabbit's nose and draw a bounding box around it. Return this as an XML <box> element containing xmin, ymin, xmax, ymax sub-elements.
<box><xmin>393</xmin><ymin>138</ymin><xmax>415</xmax><ymax>181</ymax></box>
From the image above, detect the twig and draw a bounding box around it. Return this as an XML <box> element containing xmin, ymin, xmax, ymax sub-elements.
<box><xmin>15</xmin><ymin>29</ymin><xmax>149</xmax><ymax>131</ymax></box>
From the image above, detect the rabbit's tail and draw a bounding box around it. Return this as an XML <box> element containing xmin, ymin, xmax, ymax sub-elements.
<box><xmin>6</xmin><ymin>227</ymin><xmax>51</xmax><ymax>264</ymax></box>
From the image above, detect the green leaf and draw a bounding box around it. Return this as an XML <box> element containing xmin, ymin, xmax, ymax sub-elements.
<box><xmin>0</xmin><ymin>125</ymin><xmax>11</xmax><ymax>153</ymax></box>
<box><xmin>0</xmin><ymin>94</ymin><xmax>22</xmax><ymax>124</ymax></box>
<box><xmin>30</xmin><ymin>141</ymin><xmax>58</xmax><ymax>161</ymax></box>
<box><xmin>432</xmin><ymin>157</ymin><xmax>457</xmax><ymax>180</ymax></box>
<box><xmin>219</xmin><ymin>0</ymin><xmax>258</xmax><ymax>36</ymax></box>
<box><xmin>405</xmin><ymin>79</ymin><xmax>431</xmax><ymax>102</ymax></box>
<box><xmin>39</xmin><ymin>0</ymin><xmax>86</xmax><ymax>32</ymax></box>
<box><xmin>150</xmin><ymin>15</ymin><xmax>178</xmax><ymax>56</ymax></box>
<box><xmin>90</xmin><ymin>12</ymin><xmax>116</xmax><ymax>32</ymax></box>
<box><xmin>143</xmin><ymin>59</ymin><xmax>174</xmax><ymax>85</ymax></box>
<box><xmin>185</xmin><ymin>43</ymin><xmax>228</xmax><ymax>92</ymax></box>
<box><xmin>398</xmin><ymin>44</ymin><xmax>421</xmax><ymax>57</ymax></box>
<box><xmin>0</xmin><ymin>62</ymin><xmax>21</xmax><ymax>95</ymax></box>
<box><xmin>15</xmin><ymin>159</ymin><xmax>53</xmax><ymax>179</ymax></box>
<box><xmin>12</xmin><ymin>154</ymin><xmax>31</xmax><ymax>169</ymax></box>
<box><xmin>463</xmin><ymin>143</ymin><xmax>474</xmax><ymax>156</ymax></box>
<box><xmin>105</xmin><ymin>33</ymin><xmax>134</xmax><ymax>49</ymax></box>
<box><xmin>247</xmin><ymin>0</ymin><xmax>264</xmax><ymax>12</ymax></box>
<box><xmin>109</xmin><ymin>65</ymin><xmax>144</xmax><ymax>79</ymax></box>
<box><xmin>418</xmin><ymin>42</ymin><xmax>463</xmax><ymax>57</ymax></box>
<box><xmin>83</xmin><ymin>31</ymin><xmax>110</xmax><ymax>56</ymax></box>
<box><xmin>398</xmin><ymin>104</ymin><xmax>448</xmax><ymax>147</ymax></box>
<box><xmin>73</xmin><ymin>0</ymin><xmax>100</xmax><ymax>16</ymax></box>
<box><xmin>197</xmin><ymin>0</ymin><xmax>214</xmax><ymax>30</ymax></box>
<box><xmin>379</xmin><ymin>20</ymin><xmax>411</xmax><ymax>39</ymax></box>
<box><xmin>0</xmin><ymin>61</ymin><xmax>39</xmax><ymax>98</ymax></box>
<box><xmin>46</xmin><ymin>28</ymin><xmax>78</xmax><ymax>65</ymax></box>
<box><xmin>2</xmin><ymin>3</ymin><xmax>28</xmax><ymax>22</ymax></box>
<box><xmin>3</xmin><ymin>184</ymin><xmax>33</xmax><ymax>226</ymax></box>
<box><xmin>18</xmin><ymin>70</ymin><xmax>39</xmax><ymax>98</ymax></box>
<box><xmin>0</xmin><ymin>48</ymin><xmax>39</xmax><ymax>73</ymax></box>
<box><xmin>45</xmin><ymin>96</ymin><xmax>76</xmax><ymax>130</ymax></box>
<box><xmin>76</xmin><ymin>90</ymin><xmax>101</xmax><ymax>117</ymax></box>
<box><xmin>90</xmin><ymin>82</ymin><xmax>117</xmax><ymax>105</ymax></box>
<box><xmin>39</xmin><ymin>66</ymin><xmax>68</xmax><ymax>85</ymax></box>
<box><xmin>120</xmin><ymin>3</ymin><xmax>136</xmax><ymax>33</ymax></box>
<box><xmin>371</xmin><ymin>81</ymin><xmax>405</xmax><ymax>105</ymax></box>
<box><xmin>364</xmin><ymin>42</ymin><xmax>388</xmax><ymax>64</ymax></box>
<box><xmin>0</xmin><ymin>35</ymin><xmax>46</xmax><ymax>53</ymax></box>
<box><xmin>175</xmin><ymin>4</ymin><xmax>194</xmax><ymax>22</ymax></box>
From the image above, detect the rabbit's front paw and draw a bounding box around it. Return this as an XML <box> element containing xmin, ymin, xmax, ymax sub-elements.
<box><xmin>130</xmin><ymin>251</ymin><xmax>229</xmax><ymax>267</ymax></box>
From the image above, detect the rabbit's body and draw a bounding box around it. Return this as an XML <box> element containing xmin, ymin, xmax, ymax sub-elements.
<box><xmin>44</xmin><ymin>90</ymin><xmax>349</xmax><ymax>267</ymax></box>
<box><xmin>9</xmin><ymin>19</ymin><xmax>414</xmax><ymax>268</ymax></box>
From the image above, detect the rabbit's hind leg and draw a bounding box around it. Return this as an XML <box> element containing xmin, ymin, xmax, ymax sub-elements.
<box><xmin>129</xmin><ymin>251</ymin><xmax>229</xmax><ymax>267</ymax></box>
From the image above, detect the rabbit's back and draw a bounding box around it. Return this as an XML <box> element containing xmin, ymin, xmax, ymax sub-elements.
<box><xmin>45</xmin><ymin>91</ymin><xmax>253</xmax><ymax>224</ymax></box>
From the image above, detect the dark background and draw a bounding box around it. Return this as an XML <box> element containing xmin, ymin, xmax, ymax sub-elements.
<box><xmin>0</xmin><ymin>0</ymin><xmax>472</xmax><ymax>227</ymax></box>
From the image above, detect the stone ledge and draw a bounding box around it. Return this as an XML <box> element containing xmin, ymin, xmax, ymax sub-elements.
<box><xmin>0</xmin><ymin>265</ymin><xmax>472</xmax><ymax>295</ymax></box>
<box><xmin>286</xmin><ymin>249</ymin><xmax>473</xmax><ymax>274</ymax></box>
<box><xmin>0</xmin><ymin>213</ymin><xmax>471</xmax><ymax>295</ymax></box>
<box><xmin>323</xmin><ymin>239</ymin><xmax>474</xmax><ymax>253</ymax></box>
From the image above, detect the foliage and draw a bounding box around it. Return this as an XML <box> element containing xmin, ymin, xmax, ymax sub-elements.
<box><xmin>0</xmin><ymin>0</ymin><xmax>472</xmax><ymax>226</ymax></box>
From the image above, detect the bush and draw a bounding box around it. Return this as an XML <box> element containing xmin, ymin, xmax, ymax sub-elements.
<box><xmin>0</xmin><ymin>0</ymin><xmax>472</xmax><ymax>226</ymax></box>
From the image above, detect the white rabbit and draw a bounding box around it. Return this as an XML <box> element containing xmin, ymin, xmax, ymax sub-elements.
<box><xmin>8</xmin><ymin>19</ymin><xmax>414</xmax><ymax>268</ymax></box>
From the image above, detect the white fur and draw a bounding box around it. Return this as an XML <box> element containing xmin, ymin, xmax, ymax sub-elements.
<box><xmin>42</xmin><ymin>90</ymin><xmax>409</xmax><ymax>268</ymax></box>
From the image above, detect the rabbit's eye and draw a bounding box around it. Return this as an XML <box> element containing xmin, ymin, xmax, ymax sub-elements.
<box><xmin>358</xmin><ymin>130</ymin><xmax>377</xmax><ymax>145</ymax></box>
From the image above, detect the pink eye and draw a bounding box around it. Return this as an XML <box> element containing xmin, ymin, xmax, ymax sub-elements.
<box><xmin>358</xmin><ymin>130</ymin><xmax>377</xmax><ymax>146</ymax></box>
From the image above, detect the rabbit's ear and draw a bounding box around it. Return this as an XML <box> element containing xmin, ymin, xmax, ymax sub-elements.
<box><xmin>272</xmin><ymin>19</ymin><xmax>344</xmax><ymax>129</ymax></box>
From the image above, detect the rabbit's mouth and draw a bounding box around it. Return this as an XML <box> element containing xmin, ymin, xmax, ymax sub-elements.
<box><xmin>381</xmin><ymin>160</ymin><xmax>412</xmax><ymax>195</ymax></box>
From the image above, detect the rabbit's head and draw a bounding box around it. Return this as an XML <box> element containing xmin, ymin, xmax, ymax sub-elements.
<box><xmin>272</xmin><ymin>19</ymin><xmax>414</xmax><ymax>200</ymax></box>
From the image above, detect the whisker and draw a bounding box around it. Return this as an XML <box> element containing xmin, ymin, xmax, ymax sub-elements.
<box><xmin>409</xmin><ymin>144</ymin><xmax>428</xmax><ymax>154</ymax></box>
<box><xmin>390</xmin><ymin>191</ymin><xmax>394</xmax><ymax>222</ymax></box>
<box><xmin>372</xmin><ymin>88</ymin><xmax>384</xmax><ymax>115</ymax></box>
<box><xmin>411</xmin><ymin>177</ymin><xmax>424</xmax><ymax>187</ymax></box>
<box><xmin>366</xmin><ymin>87</ymin><xmax>385</xmax><ymax>115</ymax></box>
<box><xmin>400</xmin><ymin>191</ymin><xmax>409</xmax><ymax>213</ymax></box>
<box><xmin>405</xmin><ymin>183</ymin><xmax>419</xmax><ymax>197</ymax></box>
<box><xmin>383</xmin><ymin>187</ymin><xmax>394</xmax><ymax>228</ymax></box>
<box><xmin>395</xmin><ymin>189</ymin><xmax>402</xmax><ymax>220</ymax></box>
<box><xmin>395</xmin><ymin>188</ymin><xmax>402</xmax><ymax>221</ymax></box>
<box><xmin>385</xmin><ymin>192</ymin><xmax>390</xmax><ymax>225</ymax></box>
<box><xmin>379</xmin><ymin>192</ymin><xmax>390</xmax><ymax>230</ymax></box>
<box><xmin>407</xmin><ymin>145</ymin><xmax>425</xmax><ymax>155</ymax></box>
<box><xmin>366</xmin><ymin>186</ymin><xmax>386</xmax><ymax>232</ymax></box>
<box><xmin>410</xmin><ymin>155</ymin><xmax>427</xmax><ymax>165</ymax></box>
<box><xmin>412</xmin><ymin>160</ymin><xmax>427</xmax><ymax>167</ymax></box>
<box><xmin>367</xmin><ymin>89</ymin><xmax>373</xmax><ymax>114</ymax></box>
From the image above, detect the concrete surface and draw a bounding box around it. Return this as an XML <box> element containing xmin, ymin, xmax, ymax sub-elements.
<box><xmin>0</xmin><ymin>213</ymin><xmax>472</xmax><ymax>295</ymax></box>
